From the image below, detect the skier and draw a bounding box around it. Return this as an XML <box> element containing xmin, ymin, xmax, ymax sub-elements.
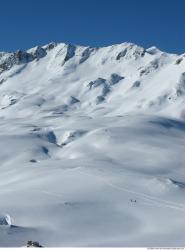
<box><xmin>130</xmin><ymin>199</ymin><xmax>137</xmax><ymax>203</ymax></box>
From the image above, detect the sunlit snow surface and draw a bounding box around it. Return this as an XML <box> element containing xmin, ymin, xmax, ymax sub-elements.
<box><xmin>0</xmin><ymin>42</ymin><xmax>185</xmax><ymax>246</ymax></box>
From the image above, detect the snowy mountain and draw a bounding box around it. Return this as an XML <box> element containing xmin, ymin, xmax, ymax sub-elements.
<box><xmin>0</xmin><ymin>42</ymin><xmax>185</xmax><ymax>247</ymax></box>
<box><xmin>0</xmin><ymin>42</ymin><xmax>185</xmax><ymax>119</ymax></box>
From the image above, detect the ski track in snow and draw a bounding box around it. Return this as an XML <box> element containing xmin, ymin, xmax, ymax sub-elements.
<box><xmin>77</xmin><ymin>170</ymin><xmax>185</xmax><ymax>213</ymax></box>
<box><xmin>40</xmin><ymin>167</ymin><xmax>185</xmax><ymax>213</ymax></box>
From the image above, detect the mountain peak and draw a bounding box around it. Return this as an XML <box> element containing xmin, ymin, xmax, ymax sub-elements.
<box><xmin>146</xmin><ymin>46</ymin><xmax>162</xmax><ymax>55</ymax></box>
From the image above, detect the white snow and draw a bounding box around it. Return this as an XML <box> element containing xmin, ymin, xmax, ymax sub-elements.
<box><xmin>0</xmin><ymin>42</ymin><xmax>185</xmax><ymax>247</ymax></box>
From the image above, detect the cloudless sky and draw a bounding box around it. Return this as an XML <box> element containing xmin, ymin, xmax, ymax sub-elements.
<box><xmin>0</xmin><ymin>0</ymin><xmax>185</xmax><ymax>54</ymax></box>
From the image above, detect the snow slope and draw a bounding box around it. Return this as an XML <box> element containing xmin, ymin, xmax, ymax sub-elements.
<box><xmin>0</xmin><ymin>42</ymin><xmax>185</xmax><ymax>246</ymax></box>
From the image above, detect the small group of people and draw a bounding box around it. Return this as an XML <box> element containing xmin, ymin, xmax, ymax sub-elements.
<box><xmin>130</xmin><ymin>199</ymin><xmax>137</xmax><ymax>203</ymax></box>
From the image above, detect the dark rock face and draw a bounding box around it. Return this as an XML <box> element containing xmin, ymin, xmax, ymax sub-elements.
<box><xmin>27</xmin><ymin>241</ymin><xmax>43</xmax><ymax>247</ymax></box>
<box><xmin>88</xmin><ymin>74</ymin><xmax>124</xmax><ymax>104</ymax></box>
<box><xmin>132</xmin><ymin>80</ymin><xmax>141</xmax><ymax>88</ymax></box>
<box><xmin>116</xmin><ymin>49</ymin><xmax>127</xmax><ymax>60</ymax></box>
<box><xmin>116</xmin><ymin>45</ymin><xmax>146</xmax><ymax>61</ymax></box>
<box><xmin>79</xmin><ymin>47</ymin><xmax>95</xmax><ymax>64</ymax></box>
<box><xmin>45</xmin><ymin>42</ymin><xmax>57</xmax><ymax>51</ymax></box>
<box><xmin>175</xmin><ymin>57</ymin><xmax>183</xmax><ymax>65</ymax></box>
<box><xmin>88</xmin><ymin>78</ymin><xmax>107</xmax><ymax>89</ymax></box>
<box><xmin>31</xmin><ymin>47</ymin><xmax>46</xmax><ymax>59</ymax></box>
<box><xmin>0</xmin><ymin>54</ymin><xmax>16</xmax><ymax>73</ymax></box>
<box><xmin>0</xmin><ymin>79</ymin><xmax>4</xmax><ymax>84</ymax></box>
<box><xmin>62</xmin><ymin>44</ymin><xmax>76</xmax><ymax>65</ymax></box>
<box><xmin>176</xmin><ymin>72</ymin><xmax>185</xmax><ymax>96</ymax></box>
<box><xmin>0</xmin><ymin>46</ymin><xmax>48</xmax><ymax>75</ymax></box>
<box><xmin>14</xmin><ymin>50</ymin><xmax>31</xmax><ymax>64</ymax></box>
<box><xmin>109</xmin><ymin>73</ymin><xmax>124</xmax><ymax>85</ymax></box>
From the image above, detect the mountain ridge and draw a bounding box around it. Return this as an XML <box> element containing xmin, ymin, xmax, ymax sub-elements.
<box><xmin>0</xmin><ymin>41</ymin><xmax>184</xmax><ymax>119</ymax></box>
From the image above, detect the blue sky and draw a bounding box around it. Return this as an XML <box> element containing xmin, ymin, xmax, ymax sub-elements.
<box><xmin>0</xmin><ymin>0</ymin><xmax>185</xmax><ymax>53</ymax></box>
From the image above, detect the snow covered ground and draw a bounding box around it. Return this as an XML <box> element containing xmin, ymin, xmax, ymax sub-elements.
<box><xmin>0</xmin><ymin>42</ymin><xmax>185</xmax><ymax>246</ymax></box>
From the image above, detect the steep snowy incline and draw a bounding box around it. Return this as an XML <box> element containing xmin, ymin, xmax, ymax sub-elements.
<box><xmin>0</xmin><ymin>42</ymin><xmax>185</xmax><ymax>247</ymax></box>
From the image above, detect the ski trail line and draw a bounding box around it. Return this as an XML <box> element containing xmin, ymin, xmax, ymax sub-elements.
<box><xmin>77</xmin><ymin>169</ymin><xmax>185</xmax><ymax>212</ymax></box>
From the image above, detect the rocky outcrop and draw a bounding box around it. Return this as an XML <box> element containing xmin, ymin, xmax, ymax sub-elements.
<box><xmin>62</xmin><ymin>44</ymin><xmax>76</xmax><ymax>65</ymax></box>
<box><xmin>0</xmin><ymin>46</ymin><xmax>48</xmax><ymax>75</ymax></box>
<box><xmin>116</xmin><ymin>44</ymin><xmax>145</xmax><ymax>60</ymax></box>
<box><xmin>27</xmin><ymin>241</ymin><xmax>43</xmax><ymax>247</ymax></box>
